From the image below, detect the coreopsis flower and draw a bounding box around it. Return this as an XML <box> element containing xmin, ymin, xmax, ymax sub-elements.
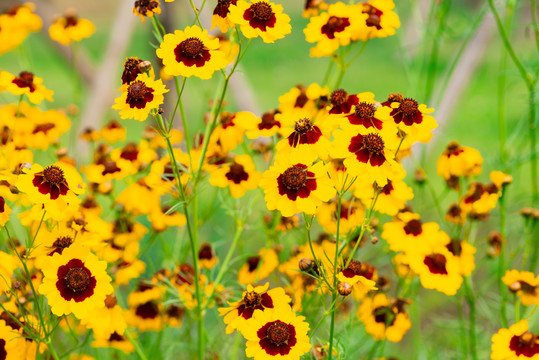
<box><xmin>354</xmin><ymin>177</ymin><xmax>414</xmax><ymax>216</ymax></box>
<box><xmin>351</xmin><ymin>0</ymin><xmax>400</xmax><ymax>41</ymax></box>
<box><xmin>0</xmin><ymin>319</ymin><xmax>24</xmax><ymax>359</ymax></box>
<box><xmin>275</xmin><ymin>113</ymin><xmax>332</xmax><ymax>164</ymax></box>
<box><xmin>209</xmin><ymin>154</ymin><xmax>261</xmax><ymax>198</ymax></box>
<box><xmin>49</xmin><ymin>13</ymin><xmax>95</xmax><ymax>45</ymax></box>
<box><xmin>303</xmin><ymin>0</ymin><xmax>328</xmax><ymax>18</ymax></box>
<box><xmin>304</xmin><ymin>2</ymin><xmax>363</xmax><ymax>57</ymax></box>
<box><xmin>148</xmin><ymin>203</ymin><xmax>187</xmax><ymax>232</ymax></box>
<box><xmin>460</xmin><ymin>182</ymin><xmax>500</xmax><ymax>216</ymax></box>
<box><xmin>218</xmin><ymin>283</ymin><xmax>291</xmax><ymax>334</ymax></box>
<box><xmin>133</xmin><ymin>0</ymin><xmax>161</xmax><ymax>23</ymax></box>
<box><xmin>327</xmin><ymin>88</ymin><xmax>359</xmax><ymax>115</ymax></box>
<box><xmin>259</xmin><ymin>157</ymin><xmax>336</xmax><ymax>217</ymax></box>
<box><xmin>0</xmin><ymin>4</ymin><xmax>42</xmax><ymax>55</ymax></box>
<box><xmin>198</xmin><ymin>243</ymin><xmax>218</xmax><ymax>269</ymax></box>
<box><xmin>91</xmin><ymin>332</ymin><xmax>134</xmax><ymax>354</ymax></box>
<box><xmin>116</xmin><ymin>180</ymin><xmax>161</xmax><ymax>215</ymax></box>
<box><xmin>436</xmin><ymin>141</ymin><xmax>483</xmax><ymax>180</ymax></box>
<box><xmin>121</xmin><ymin>57</ymin><xmax>145</xmax><ymax>84</ymax></box>
<box><xmin>446</xmin><ymin>203</ymin><xmax>466</xmax><ymax>225</ymax></box>
<box><xmin>209</xmin><ymin>111</ymin><xmax>256</xmax><ymax>152</ymax></box>
<box><xmin>156</xmin><ymin>25</ymin><xmax>227</xmax><ymax>79</ymax></box>
<box><xmin>330</xmin><ymin>126</ymin><xmax>404</xmax><ymax>187</ymax></box>
<box><xmin>80</xmin><ymin>295</ymin><xmax>127</xmax><ymax>340</ymax></box>
<box><xmin>445</xmin><ymin>238</ymin><xmax>476</xmax><ymax>277</ymax></box>
<box><xmin>244</xmin><ymin>109</ymin><xmax>282</xmax><ymax>138</ymax></box>
<box><xmin>337</xmin><ymin>259</ymin><xmax>378</xmax><ymax>299</ymax></box>
<box><xmin>24</xmin><ymin>109</ymin><xmax>71</xmax><ymax>150</ymax></box>
<box><xmin>491</xmin><ymin>320</ymin><xmax>539</xmax><ymax>359</ymax></box>
<box><xmin>0</xmin><ymin>196</ymin><xmax>12</xmax><ymax>227</ymax></box>
<box><xmin>229</xmin><ymin>0</ymin><xmax>292</xmax><ymax>43</ymax></box>
<box><xmin>274</xmin><ymin>215</ymin><xmax>300</xmax><ymax>232</ymax></box>
<box><xmin>242</xmin><ymin>306</ymin><xmax>311</xmax><ymax>359</ymax></box>
<box><xmin>165</xmin><ymin>304</ymin><xmax>185</xmax><ymax>328</ymax></box>
<box><xmin>490</xmin><ymin>170</ymin><xmax>513</xmax><ymax>190</ymax></box>
<box><xmin>278</xmin><ymin>83</ymin><xmax>329</xmax><ymax>118</ymax></box>
<box><xmin>317</xmin><ymin>198</ymin><xmax>365</xmax><ymax>234</ymax></box>
<box><xmin>16</xmin><ymin>162</ymin><xmax>85</xmax><ymax>218</ymax></box>
<box><xmin>384</xmin><ymin>95</ymin><xmax>437</xmax><ymax>143</ymax></box>
<box><xmin>238</xmin><ymin>248</ymin><xmax>279</xmax><ymax>285</ymax></box>
<box><xmin>342</xmin><ymin>92</ymin><xmax>394</xmax><ymax>132</ymax></box>
<box><xmin>145</xmin><ymin>148</ymin><xmax>192</xmax><ymax>194</ymax></box>
<box><xmin>406</xmin><ymin>245</ymin><xmax>463</xmax><ymax>296</ymax></box>
<box><xmin>0</xmin><ymin>71</ymin><xmax>53</xmax><ymax>104</ymax></box>
<box><xmin>213</xmin><ymin>34</ymin><xmax>240</xmax><ymax>64</ymax></box>
<box><xmin>502</xmin><ymin>270</ymin><xmax>539</xmax><ymax>306</ymax></box>
<box><xmin>100</xmin><ymin>120</ymin><xmax>126</xmax><ymax>143</ymax></box>
<box><xmin>38</xmin><ymin>244</ymin><xmax>114</xmax><ymax>319</ymax></box>
<box><xmin>32</xmin><ymin>224</ymin><xmax>78</xmax><ymax>268</ymax></box>
<box><xmin>126</xmin><ymin>285</ymin><xmax>165</xmax><ymax>331</ymax></box>
<box><xmin>212</xmin><ymin>0</ymin><xmax>238</xmax><ymax>33</ymax></box>
<box><xmin>0</xmin><ymin>251</ymin><xmax>16</xmax><ymax>293</ymax></box>
<box><xmin>113</xmin><ymin>73</ymin><xmax>168</xmax><ymax>121</ymax></box>
<box><xmin>358</xmin><ymin>294</ymin><xmax>411</xmax><ymax>342</ymax></box>
<box><xmin>114</xmin><ymin>259</ymin><xmax>146</xmax><ymax>286</ymax></box>
<box><xmin>381</xmin><ymin>212</ymin><xmax>450</xmax><ymax>254</ymax></box>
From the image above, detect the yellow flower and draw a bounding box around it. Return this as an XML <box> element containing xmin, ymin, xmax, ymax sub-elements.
<box><xmin>243</xmin><ymin>109</ymin><xmax>282</xmax><ymax>139</ymax></box>
<box><xmin>0</xmin><ymin>319</ymin><xmax>24</xmax><ymax>359</ymax></box>
<box><xmin>156</xmin><ymin>25</ymin><xmax>227</xmax><ymax>79</ymax></box>
<box><xmin>243</xmin><ymin>306</ymin><xmax>311</xmax><ymax>359</ymax></box>
<box><xmin>491</xmin><ymin>320</ymin><xmax>539</xmax><ymax>359</ymax></box>
<box><xmin>490</xmin><ymin>170</ymin><xmax>513</xmax><ymax>190</ymax></box>
<box><xmin>260</xmin><ymin>157</ymin><xmax>336</xmax><ymax>217</ymax></box>
<box><xmin>229</xmin><ymin>0</ymin><xmax>292</xmax><ymax>43</ymax></box>
<box><xmin>0</xmin><ymin>251</ymin><xmax>17</xmax><ymax>293</ymax></box>
<box><xmin>49</xmin><ymin>13</ymin><xmax>95</xmax><ymax>45</ymax></box>
<box><xmin>116</xmin><ymin>180</ymin><xmax>161</xmax><ymax>215</ymax></box>
<box><xmin>502</xmin><ymin>270</ymin><xmax>539</xmax><ymax>307</ymax></box>
<box><xmin>80</xmin><ymin>295</ymin><xmax>127</xmax><ymax>340</ymax></box>
<box><xmin>147</xmin><ymin>203</ymin><xmax>187</xmax><ymax>232</ymax></box>
<box><xmin>113</xmin><ymin>73</ymin><xmax>168</xmax><ymax>121</ymax></box>
<box><xmin>386</xmin><ymin>95</ymin><xmax>437</xmax><ymax>143</ymax></box>
<box><xmin>0</xmin><ymin>196</ymin><xmax>12</xmax><ymax>227</ymax></box>
<box><xmin>212</xmin><ymin>0</ymin><xmax>239</xmax><ymax>33</ymax></box>
<box><xmin>446</xmin><ymin>238</ymin><xmax>476</xmax><ymax>277</ymax></box>
<box><xmin>0</xmin><ymin>4</ymin><xmax>42</xmax><ymax>55</ymax></box>
<box><xmin>91</xmin><ymin>332</ymin><xmax>134</xmax><ymax>354</ymax></box>
<box><xmin>238</xmin><ymin>248</ymin><xmax>279</xmax><ymax>285</ymax></box>
<box><xmin>437</xmin><ymin>141</ymin><xmax>483</xmax><ymax>180</ymax></box>
<box><xmin>0</xmin><ymin>71</ymin><xmax>53</xmax><ymax>104</ymax></box>
<box><xmin>303</xmin><ymin>0</ymin><xmax>328</xmax><ymax>18</ymax></box>
<box><xmin>317</xmin><ymin>198</ymin><xmax>365</xmax><ymax>235</ymax></box>
<box><xmin>460</xmin><ymin>181</ymin><xmax>500</xmax><ymax>216</ymax></box>
<box><xmin>209</xmin><ymin>154</ymin><xmax>261</xmax><ymax>198</ymax></box>
<box><xmin>354</xmin><ymin>176</ymin><xmax>413</xmax><ymax>216</ymax></box>
<box><xmin>337</xmin><ymin>259</ymin><xmax>378</xmax><ymax>299</ymax></box>
<box><xmin>38</xmin><ymin>244</ymin><xmax>114</xmax><ymax>319</ymax></box>
<box><xmin>209</xmin><ymin>111</ymin><xmax>255</xmax><ymax>152</ymax></box>
<box><xmin>100</xmin><ymin>120</ymin><xmax>126</xmax><ymax>143</ymax></box>
<box><xmin>133</xmin><ymin>0</ymin><xmax>161</xmax><ymax>23</ymax></box>
<box><xmin>198</xmin><ymin>243</ymin><xmax>218</xmax><ymax>269</ymax></box>
<box><xmin>351</xmin><ymin>0</ymin><xmax>400</xmax><ymax>41</ymax></box>
<box><xmin>24</xmin><ymin>108</ymin><xmax>71</xmax><ymax>150</ymax></box>
<box><xmin>218</xmin><ymin>283</ymin><xmax>291</xmax><ymax>334</ymax></box>
<box><xmin>358</xmin><ymin>294</ymin><xmax>411</xmax><ymax>342</ymax></box>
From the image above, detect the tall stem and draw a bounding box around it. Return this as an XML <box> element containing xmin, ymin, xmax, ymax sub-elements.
<box><xmin>464</xmin><ymin>277</ymin><xmax>478</xmax><ymax>360</ymax></box>
<box><xmin>327</xmin><ymin>196</ymin><xmax>343</xmax><ymax>360</ymax></box>
<box><xmin>528</xmin><ymin>87</ymin><xmax>538</xmax><ymax>204</ymax></box>
<box><xmin>498</xmin><ymin>192</ymin><xmax>508</xmax><ymax>327</ymax></box>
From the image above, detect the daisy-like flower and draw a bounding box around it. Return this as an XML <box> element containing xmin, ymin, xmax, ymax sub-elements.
<box><xmin>436</xmin><ymin>141</ymin><xmax>483</xmax><ymax>180</ymax></box>
<box><xmin>502</xmin><ymin>270</ymin><xmax>539</xmax><ymax>306</ymax></box>
<box><xmin>330</xmin><ymin>126</ymin><xmax>404</xmax><ymax>187</ymax></box>
<box><xmin>198</xmin><ymin>243</ymin><xmax>218</xmax><ymax>269</ymax></box>
<box><xmin>491</xmin><ymin>320</ymin><xmax>539</xmax><ymax>359</ymax></box>
<box><xmin>218</xmin><ymin>283</ymin><xmax>291</xmax><ymax>334</ymax></box>
<box><xmin>385</xmin><ymin>95</ymin><xmax>437</xmax><ymax>143</ymax></box>
<box><xmin>16</xmin><ymin>162</ymin><xmax>85</xmax><ymax>218</ymax></box>
<box><xmin>100</xmin><ymin>119</ymin><xmax>126</xmax><ymax>143</ymax></box>
<box><xmin>113</xmin><ymin>73</ymin><xmax>168</xmax><ymax>121</ymax></box>
<box><xmin>0</xmin><ymin>196</ymin><xmax>12</xmax><ymax>227</ymax></box>
<box><xmin>80</xmin><ymin>294</ymin><xmax>127</xmax><ymax>341</ymax></box>
<box><xmin>460</xmin><ymin>182</ymin><xmax>500</xmax><ymax>216</ymax></box>
<box><xmin>91</xmin><ymin>332</ymin><xmax>134</xmax><ymax>354</ymax></box>
<box><xmin>212</xmin><ymin>0</ymin><xmax>238</xmax><ymax>33</ymax></box>
<box><xmin>351</xmin><ymin>0</ymin><xmax>400</xmax><ymax>41</ymax></box>
<box><xmin>328</xmin><ymin>88</ymin><xmax>359</xmax><ymax>115</ymax></box>
<box><xmin>317</xmin><ymin>198</ymin><xmax>365</xmax><ymax>234</ymax></box>
<box><xmin>238</xmin><ymin>248</ymin><xmax>279</xmax><ymax>285</ymax></box>
<box><xmin>259</xmin><ymin>157</ymin><xmax>336</xmax><ymax>217</ymax></box>
<box><xmin>38</xmin><ymin>244</ymin><xmax>114</xmax><ymax>319</ymax></box>
<box><xmin>156</xmin><ymin>25</ymin><xmax>227</xmax><ymax>79</ymax></box>
<box><xmin>358</xmin><ymin>294</ymin><xmax>411</xmax><ymax>342</ymax></box>
<box><xmin>49</xmin><ymin>12</ymin><xmax>95</xmax><ymax>46</ymax></box>
<box><xmin>24</xmin><ymin>108</ymin><xmax>71</xmax><ymax>150</ymax></box>
<box><xmin>0</xmin><ymin>70</ymin><xmax>53</xmax><ymax>104</ymax></box>
<box><xmin>343</xmin><ymin>93</ymin><xmax>394</xmax><ymax>131</ymax></box>
<box><xmin>303</xmin><ymin>0</ymin><xmax>328</xmax><ymax>18</ymax></box>
<box><xmin>229</xmin><ymin>0</ymin><xmax>292</xmax><ymax>43</ymax></box>
<box><xmin>445</xmin><ymin>238</ymin><xmax>476</xmax><ymax>277</ymax></box>
<box><xmin>133</xmin><ymin>0</ymin><xmax>161</xmax><ymax>23</ymax></box>
<box><xmin>210</xmin><ymin>111</ymin><xmax>256</xmax><ymax>152</ymax></box>
<box><xmin>337</xmin><ymin>259</ymin><xmax>378</xmax><ymax>299</ymax></box>
<box><xmin>243</xmin><ymin>306</ymin><xmax>311</xmax><ymax>359</ymax></box>
<box><xmin>304</xmin><ymin>2</ymin><xmax>364</xmax><ymax>57</ymax></box>
<box><xmin>209</xmin><ymin>154</ymin><xmax>261</xmax><ymax>198</ymax></box>
<box><xmin>126</xmin><ymin>283</ymin><xmax>165</xmax><ymax>332</ymax></box>
<box><xmin>0</xmin><ymin>4</ymin><xmax>42</xmax><ymax>56</ymax></box>
<box><xmin>354</xmin><ymin>176</ymin><xmax>414</xmax><ymax>216</ymax></box>
<box><xmin>244</xmin><ymin>109</ymin><xmax>282</xmax><ymax>139</ymax></box>
<box><xmin>490</xmin><ymin>170</ymin><xmax>513</xmax><ymax>190</ymax></box>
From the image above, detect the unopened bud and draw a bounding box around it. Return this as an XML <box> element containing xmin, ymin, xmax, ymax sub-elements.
<box><xmin>299</xmin><ymin>258</ymin><xmax>314</xmax><ymax>272</ymax></box>
<box><xmin>157</xmin><ymin>108</ymin><xmax>164</xmax><ymax>115</ymax></box>
<box><xmin>55</xmin><ymin>147</ymin><xmax>68</xmax><ymax>158</ymax></box>
<box><xmin>508</xmin><ymin>282</ymin><xmax>521</xmax><ymax>292</ymax></box>
<box><xmin>414</xmin><ymin>169</ymin><xmax>426</xmax><ymax>184</ymax></box>
<box><xmin>371</xmin><ymin>236</ymin><xmax>379</xmax><ymax>245</ymax></box>
<box><xmin>13</xmin><ymin>281</ymin><xmax>21</xmax><ymax>289</ymax></box>
<box><xmin>520</xmin><ymin>207</ymin><xmax>534</xmax><ymax>218</ymax></box>
<box><xmin>67</xmin><ymin>104</ymin><xmax>79</xmax><ymax>116</ymax></box>
<box><xmin>138</xmin><ymin>60</ymin><xmax>152</xmax><ymax>73</ymax></box>
<box><xmin>9</xmin><ymin>185</ymin><xmax>19</xmax><ymax>194</ymax></box>
<box><xmin>104</xmin><ymin>294</ymin><xmax>117</xmax><ymax>308</ymax></box>
<box><xmin>337</xmin><ymin>282</ymin><xmax>352</xmax><ymax>296</ymax></box>
<box><xmin>519</xmin><ymin>332</ymin><xmax>535</xmax><ymax>345</ymax></box>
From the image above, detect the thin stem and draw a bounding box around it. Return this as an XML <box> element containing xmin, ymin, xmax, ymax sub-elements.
<box><xmin>528</xmin><ymin>87</ymin><xmax>538</xmax><ymax>204</ymax></box>
<box><xmin>498</xmin><ymin>192</ymin><xmax>508</xmax><ymax>327</ymax></box>
<box><xmin>327</xmin><ymin>196</ymin><xmax>343</xmax><ymax>360</ymax></box>
<box><xmin>189</xmin><ymin>0</ymin><xmax>203</xmax><ymax>28</ymax></box>
<box><xmin>125</xmin><ymin>331</ymin><xmax>148</xmax><ymax>360</ymax></box>
<box><xmin>531</xmin><ymin>0</ymin><xmax>539</xmax><ymax>53</ymax></box>
<box><xmin>464</xmin><ymin>277</ymin><xmax>478</xmax><ymax>360</ymax></box>
<box><xmin>46</xmin><ymin>340</ymin><xmax>60</xmax><ymax>360</ymax></box>
<box><xmin>514</xmin><ymin>294</ymin><xmax>520</xmax><ymax>322</ymax></box>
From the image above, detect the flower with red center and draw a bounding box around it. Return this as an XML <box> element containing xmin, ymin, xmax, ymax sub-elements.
<box><xmin>120</xmin><ymin>57</ymin><xmax>154</xmax><ymax>85</ymax></box>
<box><xmin>304</xmin><ymin>2</ymin><xmax>365</xmax><ymax>57</ymax></box>
<box><xmin>16</xmin><ymin>162</ymin><xmax>85</xmax><ymax>217</ymax></box>
<box><xmin>502</xmin><ymin>270</ymin><xmax>539</xmax><ymax>307</ymax></box>
<box><xmin>133</xmin><ymin>0</ymin><xmax>161</xmax><ymax>23</ymax></box>
<box><xmin>336</xmin><ymin>259</ymin><xmax>378</xmax><ymax>299</ymax></box>
<box><xmin>0</xmin><ymin>70</ymin><xmax>53</xmax><ymax>104</ymax></box>
<box><xmin>209</xmin><ymin>111</ymin><xmax>256</xmax><ymax>152</ymax></box>
<box><xmin>0</xmin><ymin>4</ymin><xmax>41</xmax><ymax>56</ymax></box>
<box><xmin>303</xmin><ymin>0</ymin><xmax>328</xmax><ymax>18</ymax></box>
<box><xmin>126</xmin><ymin>282</ymin><xmax>165</xmax><ymax>331</ymax></box>
<box><xmin>243</xmin><ymin>109</ymin><xmax>282</xmax><ymax>138</ymax></box>
<box><xmin>459</xmin><ymin>181</ymin><xmax>500</xmax><ymax>216</ymax></box>
<box><xmin>113</xmin><ymin>73</ymin><xmax>168</xmax><ymax>121</ymax></box>
<box><xmin>491</xmin><ymin>320</ymin><xmax>539</xmax><ymax>359</ymax></box>
<box><xmin>48</xmin><ymin>12</ymin><xmax>95</xmax><ymax>45</ymax></box>
<box><xmin>24</xmin><ymin>108</ymin><xmax>71</xmax><ymax>150</ymax></box>
<box><xmin>386</xmin><ymin>95</ymin><xmax>438</xmax><ymax>143</ymax></box>
<box><xmin>198</xmin><ymin>242</ymin><xmax>218</xmax><ymax>269</ymax></box>
<box><xmin>446</xmin><ymin>238</ymin><xmax>476</xmax><ymax>277</ymax></box>
<box><xmin>353</xmin><ymin>175</ymin><xmax>414</xmax><ymax>216</ymax></box>
<box><xmin>91</xmin><ymin>331</ymin><xmax>135</xmax><ymax>354</ymax></box>
<box><xmin>218</xmin><ymin>283</ymin><xmax>291</xmax><ymax>334</ymax></box>
<box><xmin>351</xmin><ymin>0</ymin><xmax>400</xmax><ymax>41</ymax></box>
<box><xmin>0</xmin><ymin>196</ymin><xmax>11</xmax><ymax>227</ymax></box>
<box><xmin>328</xmin><ymin>88</ymin><xmax>358</xmax><ymax>114</ymax></box>
<box><xmin>330</xmin><ymin>126</ymin><xmax>404</xmax><ymax>187</ymax></box>
<box><xmin>358</xmin><ymin>294</ymin><xmax>411</xmax><ymax>342</ymax></box>
<box><xmin>437</xmin><ymin>141</ymin><xmax>483</xmax><ymax>180</ymax></box>
<box><xmin>316</xmin><ymin>198</ymin><xmax>365</xmax><ymax>234</ymax></box>
<box><xmin>209</xmin><ymin>154</ymin><xmax>262</xmax><ymax>198</ymax></box>
<box><xmin>156</xmin><ymin>25</ymin><xmax>227</xmax><ymax>79</ymax></box>
<box><xmin>81</xmin><ymin>294</ymin><xmax>128</xmax><ymax>341</ymax></box>
<box><xmin>406</xmin><ymin>244</ymin><xmax>463</xmax><ymax>296</ymax></box>
<box><xmin>243</xmin><ymin>306</ymin><xmax>311</xmax><ymax>359</ymax></box>
<box><xmin>38</xmin><ymin>244</ymin><xmax>113</xmax><ymax>319</ymax></box>
<box><xmin>342</xmin><ymin>92</ymin><xmax>395</xmax><ymax>132</ymax></box>
<box><xmin>100</xmin><ymin>119</ymin><xmax>126</xmax><ymax>143</ymax></box>
<box><xmin>275</xmin><ymin>113</ymin><xmax>332</xmax><ymax>164</ymax></box>
<box><xmin>229</xmin><ymin>0</ymin><xmax>292</xmax><ymax>43</ymax></box>
<box><xmin>260</xmin><ymin>157</ymin><xmax>336</xmax><ymax>217</ymax></box>
<box><xmin>212</xmin><ymin>0</ymin><xmax>238</xmax><ymax>33</ymax></box>
<box><xmin>238</xmin><ymin>248</ymin><xmax>279</xmax><ymax>285</ymax></box>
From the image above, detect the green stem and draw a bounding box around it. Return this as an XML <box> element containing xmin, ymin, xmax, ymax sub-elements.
<box><xmin>327</xmin><ymin>195</ymin><xmax>343</xmax><ymax>360</ymax></box>
<box><xmin>464</xmin><ymin>277</ymin><xmax>477</xmax><ymax>360</ymax></box>
<box><xmin>528</xmin><ymin>87</ymin><xmax>538</xmax><ymax>205</ymax></box>
<box><xmin>531</xmin><ymin>0</ymin><xmax>539</xmax><ymax>53</ymax></box>
<box><xmin>125</xmin><ymin>331</ymin><xmax>148</xmax><ymax>360</ymax></box>
<box><xmin>46</xmin><ymin>340</ymin><xmax>60</xmax><ymax>360</ymax></box>
<box><xmin>189</xmin><ymin>0</ymin><xmax>203</xmax><ymax>28</ymax></box>
<box><xmin>498</xmin><ymin>192</ymin><xmax>508</xmax><ymax>327</ymax></box>
<box><xmin>514</xmin><ymin>294</ymin><xmax>520</xmax><ymax>322</ymax></box>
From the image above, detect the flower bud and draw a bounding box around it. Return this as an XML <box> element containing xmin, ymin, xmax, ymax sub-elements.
<box><xmin>138</xmin><ymin>60</ymin><xmax>152</xmax><ymax>74</ymax></box>
<box><xmin>299</xmin><ymin>258</ymin><xmax>314</xmax><ymax>272</ymax></box>
<box><xmin>337</xmin><ymin>282</ymin><xmax>352</xmax><ymax>296</ymax></box>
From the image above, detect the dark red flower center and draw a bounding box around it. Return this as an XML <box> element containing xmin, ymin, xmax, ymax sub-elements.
<box><xmin>363</xmin><ymin>133</ymin><xmax>384</xmax><ymax>154</ymax></box>
<box><xmin>126</xmin><ymin>81</ymin><xmax>155</xmax><ymax>109</ymax></box>
<box><xmin>247</xmin><ymin>256</ymin><xmax>261</xmax><ymax>272</ymax></box>
<box><xmin>120</xmin><ymin>143</ymin><xmax>139</xmax><ymax>161</ymax></box>
<box><xmin>331</xmin><ymin>89</ymin><xmax>348</xmax><ymax>107</ymax></box>
<box><xmin>258</xmin><ymin>111</ymin><xmax>281</xmax><ymax>130</ymax></box>
<box><xmin>121</xmin><ymin>57</ymin><xmax>142</xmax><ymax>84</ymax></box>
<box><xmin>378</xmin><ymin>180</ymin><xmax>394</xmax><ymax>195</ymax></box>
<box><xmin>135</xmin><ymin>301</ymin><xmax>160</xmax><ymax>319</ymax></box>
<box><xmin>102</xmin><ymin>161</ymin><xmax>121</xmax><ymax>175</ymax></box>
<box><xmin>363</xmin><ymin>4</ymin><xmax>384</xmax><ymax>29</ymax></box>
<box><xmin>373</xmin><ymin>306</ymin><xmax>396</xmax><ymax>326</ymax></box>
<box><xmin>214</xmin><ymin>0</ymin><xmax>237</xmax><ymax>17</ymax></box>
<box><xmin>226</xmin><ymin>162</ymin><xmax>249</xmax><ymax>184</ymax></box>
<box><xmin>174</xmin><ymin>37</ymin><xmax>211</xmax><ymax>67</ymax></box>
<box><xmin>391</xmin><ymin>97</ymin><xmax>423</xmax><ymax>126</ymax></box>
<box><xmin>56</xmin><ymin>258</ymin><xmax>96</xmax><ymax>302</ymax></box>
<box><xmin>0</xmin><ymin>196</ymin><xmax>5</xmax><ymax>213</ymax></box>
<box><xmin>32</xmin><ymin>123</ymin><xmax>55</xmax><ymax>134</ymax></box>
<box><xmin>198</xmin><ymin>243</ymin><xmax>213</xmax><ymax>260</ymax></box>
<box><xmin>282</xmin><ymin>167</ymin><xmax>307</xmax><ymax>190</ymax></box>
<box><xmin>400</xmin><ymin>99</ymin><xmax>419</xmax><ymax>116</ymax></box>
<box><xmin>277</xmin><ymin>164</ymin><xmax>317</xmax><ymax>201</ymax></box>
<box><xmin>288</xmin><ymin>118</ymin><xmax>322</xmax><ymax>147</ymax></box>
<box><xmin>348</xmin><ymin>133</ymin><xmax>387</xmax><ymax>166</ymax></box>
<box><xmin>423</xmin><ymin>254</ymin><xmax>448</xmax><ymax>275</ymax></box>
<box><xmin>355</xmin><ymin>102</ymin><xmax>375</xmax><ymax>119</ymax></box>
<box><xmin>321</xmin><ymin>16</ymin><xmax>350</xmax><ymax>39</ymax></box>
<box><xmin>244</xmin><ymin>2</ymin><xmax>276</xmax><ymax>31</ymax></box>
<box><xmin>446</xmin><ymin>239</ymin><xmax>462</xmax><ymax>256</ymax></box>
<box><xmin>0</xmin><ymin>339</ymin><xmax>6</xmax><ymax>360</ymax></box>
<box><xmin>509</xmin><ymin>331</ymin><xmax>539</xmax><ymax>356</ymax></box>
<box><xmin>13</xmin><ymin>71</ymin><xmax>36</xmax><ymax>92</ymax></box>
<box><xmin>32</xmin><ymin>165</ymin><xmax>70</xmax><ymax>200</ymax></box>
<box><xmin>258</xmin><ymin>320</ymin><xmax>297</xmax><ymax>355</ymax></box>
<box><xmin>403</xmin><ymin>219</ymin><xmax>422</xmax><ymax>236</ymax></box>
<box><xmin>243</xmin><ymin>291</ymin><xmax>262</xmax><ymax>307</ymax></box>
<box><xmin>267</xmin><ymin>321</ymin><xmax>290</xmax><ymax>345</ymax></box>
<box><xmin>49</xmin><ymin>236</ymin><xmax>73</xmax><ymax>256</ymax></box>
<box><xmin>220</xmin><ymin>112</ymin><xmax>236</xmax><ymax>129</ymax></box>
<box><xmin>65</xmin><ymin>15</ymin><xmax>78</xmax><ymax>27</ymax></box>
<box><xmin>134</xmin><ymin>0</ymin><xmax>159</xmax><ymax>16</ymax></box>
<box><xmin>237</xmin><ymin>291</ymin><xmax>273</xmax><ymax>319</ymax></box>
